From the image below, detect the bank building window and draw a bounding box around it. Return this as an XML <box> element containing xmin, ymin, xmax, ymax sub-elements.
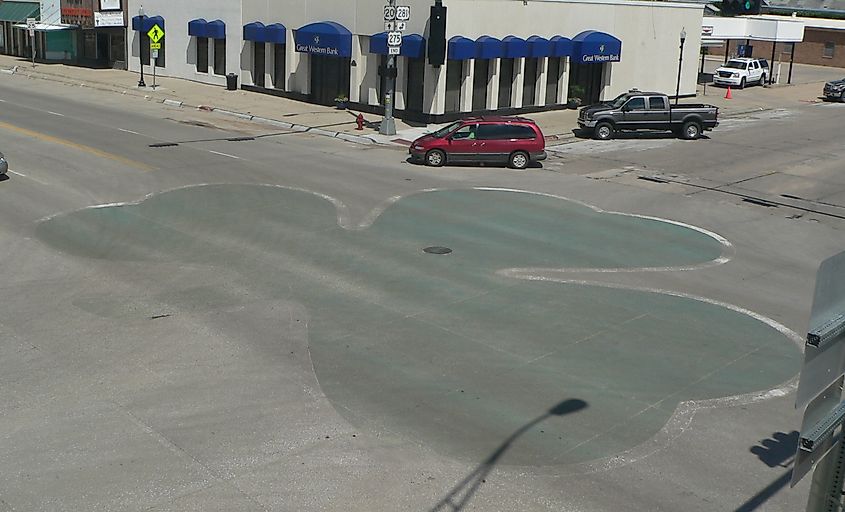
<box><xmin>197</xmin><ymin>37</ymin><xmax>208</xmax><ymax>73</ymax></box>
<box><xmin>214</xmin><ymin>38</ymin><xmax>226</xmax><ymax>75</ymax></box>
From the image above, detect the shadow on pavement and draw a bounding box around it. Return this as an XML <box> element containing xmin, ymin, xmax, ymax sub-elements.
<box><xmin>0</xmin><ymin>174</ymin><xmax>9</xmax><ymax>182</ymax></box>
<box><xmin>734</xmin><ymin>431</ymin><xmax>799</xmax><ymax>511</ymax></box>
<box><xmin>429</xmin><ymin>399</ymin><xmax>588</xmax><ymax>512</ymax></box>
<box><xmin>572</xmin><ymin>128</ymin><xmax>711</xmax><ymax>141</ymax></box>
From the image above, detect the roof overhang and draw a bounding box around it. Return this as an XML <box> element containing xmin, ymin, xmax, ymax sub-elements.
<box><xmin>702</xmin><ymin>15</ymin><xmax>805</xmax><ymax>42</ymax></box>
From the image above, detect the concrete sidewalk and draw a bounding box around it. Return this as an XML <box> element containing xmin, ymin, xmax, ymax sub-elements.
<box><xmin>0</xmin><ymin>53</ymin><xmax>833</xmax><ymax>147</ymax></box>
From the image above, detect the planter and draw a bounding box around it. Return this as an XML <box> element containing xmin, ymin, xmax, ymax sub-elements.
<box><xmin>566</xmin><ymin>98</ymin><xmax>582</xmax><ymax>110</ymax></box>
<box><xmin>334</xmin><ymin>100</ymin><xmax>348</xmax><ymax>110</ymax></box>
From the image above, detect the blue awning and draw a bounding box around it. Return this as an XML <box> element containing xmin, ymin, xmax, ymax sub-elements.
<box><xmin>188</xmin><ymin>18</ymin><xmax>206</xmax><ymax>37</ymax></box>
<box><xmin>475</xmin><ymin>36</ymin><xmax>503</xmax><ymax>59</ymax></box>
<box><xmin>265</xmin><ymin>23</ymin><xmax>286</xmax><ymax>44</ymax></box>
<box><xmin>132</xmin><ymin>15</ymin><xmax>164</xmax><ymax>33</ymax></box>
<box><xmin>527</xmin><ymin>35</ymin><xmax>552</xmax><ymax>57</ymax></box>
<box><xmin>550</xmin><ymin>35</ymin><xmax>573</xmax><ymax>58</ymax></box>
<box><xmin>295</xmin><ymin>21</ymin><xmax>352</xmax><ymax>58</ymax></box>
<box><xmin>448</xmin><ymin>36</ymin><xmax>474</xmax><ymax>60</ymax></box>
<box><xmin>369</xmin><ymin>32</ymin><xmax>426</xmax><ymax>58</ymax></box>
<box><xmin>243</xmin><ymin>21</ymin><xmax>265</xmax><ymax>42</ymax></box>
<box><xmin>572</xmin><ymin>30</ymin><xmax>621</xmax><ymax>64</ymax></box>
<box><xmin>502</xmin><ymin>36</ymin><xmax>528</xmax><ymax>58</ymax></box>
<box><xmin>206</xmin><ymin>19</ymin><xmax>226</xmax><ymax>39</ymax></box>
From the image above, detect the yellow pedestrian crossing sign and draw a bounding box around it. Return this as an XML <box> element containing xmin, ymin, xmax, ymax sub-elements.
<box><xmin>147</xmin><ymin>24</ymin><xmax>164</xmax><ymax>44</ymax></box>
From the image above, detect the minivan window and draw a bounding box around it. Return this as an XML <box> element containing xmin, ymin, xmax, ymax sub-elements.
<box><xmin>511</xmin><ymin>125</ymin><xmax>537</xmax><ymax>139</ymax></box>
<box><xmin>451</xmin><ymin>124</ymin><xmax>477</xmax><ymax>140</ymax></box>
<box><xmin>477</xmin><ymin>124</ymin><xmax>509</xmax><ymax>140</ymax></box>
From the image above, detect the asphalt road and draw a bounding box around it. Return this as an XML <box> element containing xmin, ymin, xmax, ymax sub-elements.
<box><xmin>1</xmin><ymin>73</ymin><xmax>844</xmax><ymax>512</ymax></box>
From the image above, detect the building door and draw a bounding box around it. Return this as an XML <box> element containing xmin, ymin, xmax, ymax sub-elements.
<box><xmin>498</xmin><ymin>58</ymin><xmax>514</xmax><ymax>108</ymax></box>
<box><xmin>310</xmin><ymin>55</ymin><xmax>351</xmax><ymax>105</ymax></box>
<box><xmin>96</xmin><ymin>33</ymin><xmax>110</xmax><ymax>64</ymax></box>
<box><xmin>545</xmin><ymin>58</ymin><xmax>560</xmax><ymax>105</ymax></box>
<box><xmin>472</xmin><ymin>59</ymin><xmax>489</xmax><ymax>111</ymax></box>
<box><xmin>568</xmin><ymin>62</ymin><xmax>604</xmax><ymax>104</ymax></box>
<box><xmin>522</xmin><ymin>57</ymin><xmax>538</xmax><ymax>106</ymax></box>
<box><xmin>253</xmin><ymin>42</ymin><xmax>265</xmax><ymax>87</ymax></box>
<box><xmin>405</xmin><ymin>56</ymin><xmax>424</xmax><ymax>112</ymax></box>
<box><xmin>445</xmin><ymin>59</ymin><xmax>462</xmax><ymax>112</ymax></box>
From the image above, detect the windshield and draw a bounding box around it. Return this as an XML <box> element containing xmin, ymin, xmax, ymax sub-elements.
<box><xmin>429</xmin><ymin>121</ymin><xmax>462</xmax><ymax>138</ymax></box>
<box><xmin>724</xmin><ymin>61</ymin><xmax>747</xmax><ymax>70</ymax></box>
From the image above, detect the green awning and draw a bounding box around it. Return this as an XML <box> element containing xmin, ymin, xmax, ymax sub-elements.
<box><xmin>0</xmin><ymin>1</ymin><xmax>40</xmax><ymax>23</ymax></box>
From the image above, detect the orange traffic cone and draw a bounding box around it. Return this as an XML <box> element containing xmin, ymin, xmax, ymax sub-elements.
<box><xmin>725</xmin><ymin>86</ymin><xmax>732</xmax><ymax>100</ymax></box>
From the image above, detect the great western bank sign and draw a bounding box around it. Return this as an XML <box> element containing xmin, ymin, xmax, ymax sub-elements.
<box><xmin>580</xmin><ymin>48</ymin><xmax>621</xmax><ymax>63</ymax></box>
<box><xmin>294</xmin><ymin>22</ymin><xmax>353</xmax><ymax>58</ymax></box>
<box><xmin>296</xmin><ymin>35</ymin><xmax>341</xmax><ymax>56</ymax></box>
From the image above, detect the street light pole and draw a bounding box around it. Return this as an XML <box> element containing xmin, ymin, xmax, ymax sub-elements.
<box><xmin>379</xmin><ymin>0</ymin><xmax>397</xmax><ymax>136</ymax></box>
<box><xmin>675</xmin><ymin>28</ymin><xmax>686</xmax><ymax>106</ymax></box>
<box><xmin>138</xmin><ymin>5</ymin><xmax>146</xmax><ymax>87</ymax></box>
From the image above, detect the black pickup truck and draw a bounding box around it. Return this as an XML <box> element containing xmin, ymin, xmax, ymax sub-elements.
<box><xmin>577</xmin><ymin>90</ymin><xmax>719</xmax><ymax>140</ymax></box>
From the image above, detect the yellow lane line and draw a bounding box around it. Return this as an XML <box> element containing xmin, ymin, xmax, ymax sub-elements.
<box><xmin>0</xmin><ymin>120</ymin><xmax>154</xmax><ymax>172</ymax></box>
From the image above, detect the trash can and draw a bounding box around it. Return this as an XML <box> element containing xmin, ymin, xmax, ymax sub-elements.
<box><xmin>226</xmin><ymin>73</ymin><xmax>238</xmax><ymax>91</ymax></box>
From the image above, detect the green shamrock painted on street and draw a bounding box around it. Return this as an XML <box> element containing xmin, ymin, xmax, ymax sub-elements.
<box><xmin>37</xmin><ymin>184</ymin><xmax>800</xmax><ymax>466</ymax></box>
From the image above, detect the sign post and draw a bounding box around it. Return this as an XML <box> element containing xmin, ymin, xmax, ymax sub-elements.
<box><xmin>147</xmin><ymin>23</ymin><xmax>164</xmax><ymax>90</ymax></box>
<box><xmin>791</xmin><ymin>250</ymin><xmax>845</xmax><ymax>511</ymax></box>
<box><xmin>380</xmin><ymin>3</ymin><xmax>410</xmax><ymax>136</ymax></box>
<box><xmin>26</xmin><ymin>17</ymin><xmax>36</xmax><ymax>67</ymax></box>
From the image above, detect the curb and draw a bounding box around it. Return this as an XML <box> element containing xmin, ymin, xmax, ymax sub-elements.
<box><xmin>162</xmin><ymin>99</ymin><xmax>183</xmax><ymax>107</ymax></box>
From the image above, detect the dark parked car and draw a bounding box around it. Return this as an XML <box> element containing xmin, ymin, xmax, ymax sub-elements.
<box><xmin>577</xmin><ymin>90</ymin><xmax>719</xmax><ymax>140</ymax></box>
<box><xmin>823</xmin><ymin>78</ymin><xmax>845</xmax><ymax>102</ymax></box>
<box><xmin>409</xmin><ymin>116</ymin><xmax>546</xmax><ymax>169</ymax></box>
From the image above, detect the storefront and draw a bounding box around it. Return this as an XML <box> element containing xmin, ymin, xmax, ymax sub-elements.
<box><xmin>124</xmin><ymin>0</ymin><xmax>703</xmax><ymax>122</ymax></box>
<box><xmin>61</xmin><ymin>0</ymin><xmax>126</xmax><ymax>67</ymax></box>
<box><xmin>0</xmin><ymin>0</ymin><xmax>39</xmax><ymax>58</ymax></box>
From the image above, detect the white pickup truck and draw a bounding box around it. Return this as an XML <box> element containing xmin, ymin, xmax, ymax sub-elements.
<box><xmin>713</xmin><ymin>58</ymin><xmax>769</xmax><ymax>89</ymax></box>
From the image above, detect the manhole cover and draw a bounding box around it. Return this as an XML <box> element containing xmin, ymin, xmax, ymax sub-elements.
<box><xmin>423</xmin><ymin>246</ymin><xmax>452</xmax><ymax>255</ymax></box>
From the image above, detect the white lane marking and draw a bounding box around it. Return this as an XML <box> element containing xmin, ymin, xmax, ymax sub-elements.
<box><xmin>8</xmin><ymin>169</ymin><xmax>50</xmax><ymax>185</ymax></box>
<box><xmin>46</xmin><ymin>111</ymin><xmax>64</xmax><ymax>117</ymax></box>
<box><xmin>0</xmin><ymin>99</ymin><xmax>5</xmax><ymax>102</ymax></box>
<box><xmin>119</xmin><ymin>128</ymin><xmax>140</xmax><ymax>135</ymax></box>
<box><xmin>208</xmin><ymin>150</ymin><xmax>240</xmax><ymax>159</ymax></box>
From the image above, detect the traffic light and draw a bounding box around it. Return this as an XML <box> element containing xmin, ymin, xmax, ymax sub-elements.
<box><xmin>721</xmin><ymin>0</ymin><xmax>762</xmax><ymax>16</ymax></box>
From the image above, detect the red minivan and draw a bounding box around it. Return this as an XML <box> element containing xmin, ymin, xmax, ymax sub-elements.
<box><xmin>409</xmin><ymin>116</ymin><xmax>546</xmax><ymax>170</ymax></box>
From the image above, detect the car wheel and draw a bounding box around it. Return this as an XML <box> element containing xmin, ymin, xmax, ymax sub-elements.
<box><xmin>739</xmin><ymin>77</ymin><xmax>746</xmax><ymax>90</ymax></box>
<box><xmin>681</xmin><ymin>121</ymin><xmax>702</xmax><ymax>140</ymax></box>
<box><xmin>594</xmin><ymin>122</ymin><xmax>614</xmax><ymax>140</ymax></box>
<box><xmin>425</xmin><ymin>149</ymin><xmax>445</xmax><ymax>167</ymax></box>
<box><xmin>841</xmin><ymin>91</ymin><xmax>845</xmax><ymax>103</ymax></box>
<box><xmin>508</xmin><ymin>151</ymin><xmax>529</xmax><ymax>170</ymax></box>
<box><xmin>759</xmin><ymin>74</ymin><xmax>767</xmax><ymax>86</ymax></box>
